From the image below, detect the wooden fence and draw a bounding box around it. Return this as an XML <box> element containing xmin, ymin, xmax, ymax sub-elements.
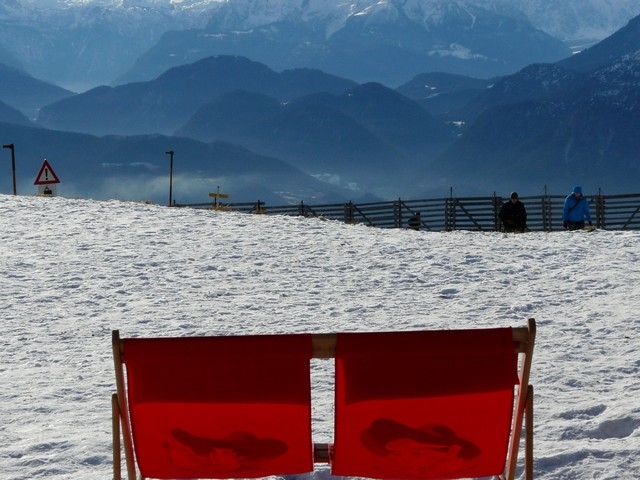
<box><xmin>176</xmin><ymin>192</ymin><xmax>640</xmax><ymax>232</ymax></box>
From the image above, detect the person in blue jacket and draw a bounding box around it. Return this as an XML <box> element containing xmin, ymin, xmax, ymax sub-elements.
<box><xmin>563</xmin><ymin>186</ymin><xmax>592</xmax><ymax>230</ymax></box>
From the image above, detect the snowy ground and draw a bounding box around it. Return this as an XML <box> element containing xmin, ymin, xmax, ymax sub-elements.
<box><xmin>1</xmin><ymin>194</ymin><xmax>639</xmax><ymax>479</ymax></box>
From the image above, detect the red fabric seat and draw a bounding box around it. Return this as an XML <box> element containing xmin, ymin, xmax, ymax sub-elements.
<box><xmin>331</xmin><ymin>328</ymin><xmax>519</xmax><ymax>480</ymax></box>
<box><xmin>113</xmin><ymin>321</ymin><xmax>535</xmax><ymax>480</ymax></box>
<box><xmin>120</xmin><ymin>334</ymin><xmax>313</xmax><ymax>479</ymax></box>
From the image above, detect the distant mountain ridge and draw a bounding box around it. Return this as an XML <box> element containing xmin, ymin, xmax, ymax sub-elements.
<box><xmin>428</xmin><ymin>24</ymin><xmax>640</xmax><ymax>195</ymax></box>
<box><xmin>35</xmin><ymin>56</ymin><xmax>456</xmax><ymax>198</ymax></box>
<box><xmin>118</xmin><ymin>0</ymin><xmax>571</xmax><ymax>86</ymax></box>
<box><xmin>0</xmin><ymin>63</ymin><xmax>73</xmax><ymax>119</ymax></box>
<box><xmin>174</xmin><ymin>82</ymin><xmax>457</xmax><ymax>197</ymax></box>
<box><xmin>2</xmin><ymin>0</ymin><xmax>640</xmax><ymax>91</ymax></box>
<box><xmin>177</xmin><ymin>82</ymin><xmax>453</xmax><ymax>149</ymax></box>
<box><xmin>487</xmin><ymin>0</ymin><xmax>640</xmax><ymax>47</ymax></box>
<box><xmin>559</xmin><ymin>14</ymin><xmax>640</xmax><ymax>73</ymax></box>
<box><xmin>0</xmin><ymin>0</ymin><xmax>213</xmax><ymax>91</ymax></box>
<box><xmin>0</xmin><ymin>99</ymin><xmax>31</xmax><ymax>126</ymax></box>
<box><xmin>36</xmin><ymin>56</ymin><xmax>357</xmax><ymax>136</ymax></box>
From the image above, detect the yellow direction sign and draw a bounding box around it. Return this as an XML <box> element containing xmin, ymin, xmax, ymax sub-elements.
<box><xmin>209</xmin><ymin>186</ymin><xmax>229</xmax><ymax>209</ymax></box>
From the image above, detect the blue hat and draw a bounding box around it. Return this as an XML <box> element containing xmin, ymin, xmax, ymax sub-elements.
<box><xmin>572</xmin><ymin>186</ymin><xmax>583</xmax><ymax>195</ymax></box>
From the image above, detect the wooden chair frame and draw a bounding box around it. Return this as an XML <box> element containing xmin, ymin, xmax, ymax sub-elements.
<box><xmin>112</xmin><ymin>318</ymin><xmax>535</xmax><ymax>480</ymax></box>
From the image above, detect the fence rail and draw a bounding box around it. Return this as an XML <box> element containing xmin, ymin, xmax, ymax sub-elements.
<box><xmin>175</xmin><ymin>192</ymin><xmax>640</xmax><ymax>232</ymax></box>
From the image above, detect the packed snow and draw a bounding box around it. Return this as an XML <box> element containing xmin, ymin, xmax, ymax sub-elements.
<box><xmin>1</xmin><ymin>194</ymin><xmax>639</xmax><ymax>479</ymax></box>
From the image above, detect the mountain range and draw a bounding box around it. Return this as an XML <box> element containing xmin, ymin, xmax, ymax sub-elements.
<box><xmin>118</xmin><ymin>0</ymin><xmax>572</xmax><ymax>87</ymax></box>
<box><xmin>2</xmin><ymin>1</ymin><xmax>640</xmax><ymax>91</ymax></box>
<box><xmin>0</xmin><ymin>1</ymin><xmax>639</xmax><ymax>203</ymax></box>
<box><xmin>429</xmin><ymin>15</ymin><xmax>640</xmax><ymax>195</ymax></box>
<box><xmin>0</xmin><ymin>0</ymin><xmax>212</xmax><ymax>92</ymax></box>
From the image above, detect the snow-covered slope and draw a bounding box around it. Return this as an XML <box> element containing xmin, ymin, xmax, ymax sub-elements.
<box><xmin>488</xmin><ymin>0</ymin><xmax>640</xmax><ymax>46</ymax></box>
<box><xmin>12</xmin><ymin>0</ymin><xmax>640</xmax><ymax>42</ymax></box>
<box><xmin>1</xmin><ymin>194</ymin><xmax>640</xmax><ymax>479</ymax></box>
<box><xmin>18</xmin><ymin>0</ymin><xmax>223</xmax><ymax>8</ymax></box>
<box><xmin>198</xmin><ymin>0</ymin><xmax>640</xmax><ymax>44</ymax></box>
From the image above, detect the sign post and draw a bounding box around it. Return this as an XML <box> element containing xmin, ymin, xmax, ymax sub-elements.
<box><xmin>209</xmin><ymin>186</ymin><xmax>229</xmax><ymax>209</ymax></box>
<box><xmin>33</xmin><ymin>159</ymin><xmax>61</xmax><ymax>196</ymax></box>
<box><xmin>2</xmin><ymin>143</ymin><xmax>17</xmax><ymax>195</ymax></box>
<box><xmin>165</xmin><ymin>150</ymin><xmax>174</xmax><ymax>206</ymax></box>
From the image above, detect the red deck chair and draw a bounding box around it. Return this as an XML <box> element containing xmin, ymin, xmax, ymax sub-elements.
<box><xmin>331</xmin><ymin>319</ymin><xmax>535</xmax><ymax>480</ymax></box>
<box><xmin>112</xmin><ymin>331</ymin><xmax>314</xmax><ymax>480</ymax></box>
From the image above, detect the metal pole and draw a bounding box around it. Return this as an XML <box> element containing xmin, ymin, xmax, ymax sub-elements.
<box><xmin>2</xmin><ymin>143</ymin><xmax>16</xmax><ymax>195</ymax></box>
<box><xmin>165</xmin><ymin>150</ymin><xmax>174</xmax><ymax>206</ymax></box>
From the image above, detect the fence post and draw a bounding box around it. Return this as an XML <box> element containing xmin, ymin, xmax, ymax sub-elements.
<box><xmin>595</xmin><ymin>188</ymin><xmax>605</xmax><ymax>229</ymax></box>
<box><xmin>394</xmin><ymin>198</ymin><xmax>402</xmax><ymax>228</ymax></box>
<box><xmin>253</xmin><ymin>200</ymin><xmax>265</xmax><ymax>214</ymax></box>
<box><xmin>344</xmin><ymin>201</ymin><xmax>355</xmax><ymax>224</ymax></box>
<box><xmin>493</xmin><ymin>192</ymin><xmax>501</xmax><ymax>231</ymax></box>
<box><xmin>541</xmin><ymin>186</ymin><xmax>552</xmax><ymax>231</ymax></box>
<box><xmin>445</xmin><ymin>197</ymin><xmax>454</xmax><ymax>231</ymax></box>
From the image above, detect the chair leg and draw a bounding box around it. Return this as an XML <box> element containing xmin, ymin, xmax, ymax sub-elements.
<box><xmin>112</xmin><ymin>394</ymin><xmax>121</xmax><ymax>480</ymax></box>
<box><xmin>499</xmin><ymin>384</ymin><xmax>534</xmax><ymax>480</ymax></box>
<box><xmin>525</xmin><ymin>385</ymin><xmax>534</xmax><ymax>479</ymax></box>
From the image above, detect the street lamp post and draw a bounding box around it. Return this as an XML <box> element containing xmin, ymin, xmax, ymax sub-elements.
<box><xmin>2</xmin><ymin>143</ymin><xmax>16</xmax><ymax>195</ymax></box>
<box><xmin>165</xmin><ymin>150</ymin><xmax>174</xmax><ymax>206</ymax></box>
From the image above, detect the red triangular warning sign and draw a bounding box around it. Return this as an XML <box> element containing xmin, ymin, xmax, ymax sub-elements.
<box><xmin>34</xmin><ymin>159</ymin><xmax>61</xmax><ymax>185</ymax></box>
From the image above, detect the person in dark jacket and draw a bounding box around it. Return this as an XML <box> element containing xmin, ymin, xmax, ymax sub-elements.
<box><xmin>498</xmin><ymin>192</ymin><xmax>527</xmax><ymax>232</ymax></box>
<box><xmin>563</xmin><ymin>185</ymin><xmax>592</xmax><ymax>230</ymax></box>
<box><xmin>408</xmin><ymin>212</ymin><xmax>421</xmax><ymax>230</ymax></box>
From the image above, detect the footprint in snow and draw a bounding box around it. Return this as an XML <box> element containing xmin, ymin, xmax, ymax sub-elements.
<box><xmin>438</xmin><ymin>288</ymin><xmax>459</xmax><ymax>298</ymax></box>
